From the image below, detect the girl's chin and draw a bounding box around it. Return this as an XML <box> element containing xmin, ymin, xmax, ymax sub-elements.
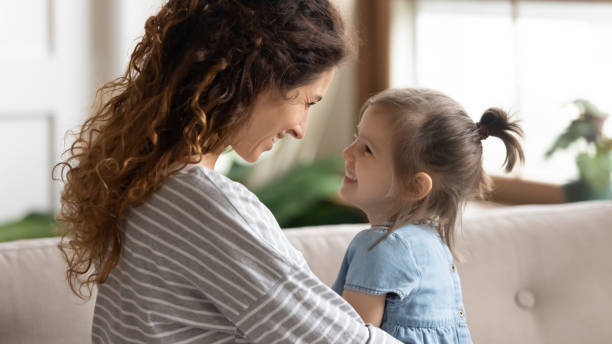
<box><xmin>338</xmin><ymin>183</ymin><xmax>355</xmax><ymax>202</ymax></box>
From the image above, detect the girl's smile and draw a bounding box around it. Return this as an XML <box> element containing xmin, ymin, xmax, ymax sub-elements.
<box><xmin>340</xmin><ymin>104</ymin><xmax>399</xmax><ymax>225</ymax></box>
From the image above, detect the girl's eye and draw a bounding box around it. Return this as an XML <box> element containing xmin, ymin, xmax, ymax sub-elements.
<box><xmin>353</xmin><ymin>133</ymin><xmax>372</xmax><ymax>155</ymax></box>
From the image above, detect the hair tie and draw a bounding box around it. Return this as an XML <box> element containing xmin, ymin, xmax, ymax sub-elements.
<box><xmin>477</xmin><ymin>123</ymin><xmax>489</xmax><ymax>140</ymax></box>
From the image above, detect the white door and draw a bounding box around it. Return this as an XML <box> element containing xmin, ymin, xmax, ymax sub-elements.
<box><xmin>0</xmin><ymin>0</ymin><xmax>93</xmax><ymax>223</ymax></box>
<box><xmin>0</xmin><ymin>0</ymin><xmax>165</xmax><ymax>224</ymax></box>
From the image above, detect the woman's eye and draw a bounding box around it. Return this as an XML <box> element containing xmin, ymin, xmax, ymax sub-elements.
<box><xmin>364</xmin><ymin>145</ymin><xmax>372</xmax><ymax>154</ymax></box>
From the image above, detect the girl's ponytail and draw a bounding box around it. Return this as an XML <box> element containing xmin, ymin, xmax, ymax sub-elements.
<box><xmin>477</xmin><ymin>108</ymin><xmax>525</xmax><ymax>172</ymax></box>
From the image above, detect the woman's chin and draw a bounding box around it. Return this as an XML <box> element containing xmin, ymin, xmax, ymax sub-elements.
<box><xmin>233</xmin><ymin>147</ymin><xmax>265</xmax><ymax>163</ymax></box>
<box><xmin>235</xmin><ymin>151</ymin><xmax>259</xmax><ymax>163</ymax></box>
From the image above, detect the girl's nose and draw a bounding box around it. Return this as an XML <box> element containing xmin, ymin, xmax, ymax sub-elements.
<box><xmin>343</xmin><ymin>141</ymin><xmax>355</xmax><ymax>161</ymax></box>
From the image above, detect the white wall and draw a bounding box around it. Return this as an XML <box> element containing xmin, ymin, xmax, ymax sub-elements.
<box><xmin>0</xmin><ymin>0</ymin><xmax>92</xmax><ymax>223</ymax></box>
<box><xmin>0</xmin><ymin>0</ymin><xmax>163</xmax><ymax>223</ymax></box>
<box><xmin>0</xmin><ymin>0</ymin><xmax>356</xmax><ymax>222</ymax></box>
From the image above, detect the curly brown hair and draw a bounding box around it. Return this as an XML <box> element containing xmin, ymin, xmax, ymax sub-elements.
<box><xmin>54</xmin><ymin>0</ymin><xmax>348</xmax><ymax>298</ymax></box>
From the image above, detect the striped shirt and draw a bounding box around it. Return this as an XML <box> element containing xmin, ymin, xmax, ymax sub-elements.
<box><xmin>92</xmin><ymin>164</ymin><xmax>401</xmax><ymax>343</ymax></box>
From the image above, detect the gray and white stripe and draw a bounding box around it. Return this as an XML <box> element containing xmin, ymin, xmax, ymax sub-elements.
<box><xmin>92</xmin><ymin>165</ymin><xmax>401</xmax><ymax>343</ymax></box>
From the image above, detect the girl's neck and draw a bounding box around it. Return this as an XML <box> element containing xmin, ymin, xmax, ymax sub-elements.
<box><xmin>366</xmin><ymin>210</ymin><xmax>397</xmax><ymax>228</ymax></box>
<box><xmin>365</xmin><ymin>202</ymin><xmax>403</xmax><ymax>227</ymax></box>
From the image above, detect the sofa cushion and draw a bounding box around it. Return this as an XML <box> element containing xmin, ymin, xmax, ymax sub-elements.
<box><xmin>458</xmin><ymin>201</ymin><xmax>612</xmax><ymax>343</ymax></box>
<box><xmin>1</xmin><ymin>201</ymin><xmax>611</xmax><ymax>344</ymax></box>
<box><xmin>284</xmin><ymin>201</ymin><xmax>612</xmax><ymax>344</ymax></box>
<box><xmin>0</xmin><ymin>237</ymin><xmax>95</xmax><ymax>343</ymax></box>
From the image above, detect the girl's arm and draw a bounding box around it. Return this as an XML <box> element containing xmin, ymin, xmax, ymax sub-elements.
<box><xmin>342</xmin><ymin>290</ymin><xmax>387</xmax><ymax>327</ymax></box>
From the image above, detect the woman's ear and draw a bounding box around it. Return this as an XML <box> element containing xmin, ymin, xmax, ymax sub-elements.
<box><xmin>404</xmin><ymin>172</ymin><xmax>433</xmax><ymax>200</ymax></box>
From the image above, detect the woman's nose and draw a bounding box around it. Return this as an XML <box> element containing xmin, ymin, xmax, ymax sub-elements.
<box><xmin>287</xmin><ymin>125</ymin><xmax>304</xmax><ymax>139</ymax></box>
<box><xmin>288</xmin><ymin>115</ymin><xmax>307</xmax><ymax>139</ymax></box>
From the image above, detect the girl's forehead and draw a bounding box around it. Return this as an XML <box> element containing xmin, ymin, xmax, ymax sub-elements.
<box><xmin>359</xmin><ymin>105</ymin><xmax>393</xmax><ymax>132</ymax></box>
<box><xmin>358</xmin><ymin>106</ymin><xmax>397</xmax><ymax>155</ymax></box>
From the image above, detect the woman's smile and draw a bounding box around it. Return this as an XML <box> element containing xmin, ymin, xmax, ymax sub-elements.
<box><xmin>231</xmin><ymin>69</ymin><xmax>335</xmax><ymax>162</ymax></box>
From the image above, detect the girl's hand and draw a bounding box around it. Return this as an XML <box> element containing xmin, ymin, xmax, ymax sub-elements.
<box><xmin>342</xmin><ymin>289</ymin><xmax>387</xmax><ymax>327</ymax></box>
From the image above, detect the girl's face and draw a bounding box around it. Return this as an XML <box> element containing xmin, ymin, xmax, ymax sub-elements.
<box><xmin>340</xmin><ymin>105</ymin><xmax>400</xmax><ymax>225</ymax></box>
<box><xmin>230</xmin><ymin>69</ymin><xmax>335</xmax><ymax>162</ymax></box>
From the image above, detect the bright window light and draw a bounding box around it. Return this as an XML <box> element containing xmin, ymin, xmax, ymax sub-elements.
<box><xmin>391</xmin><ymin>0</ymin><xmax>612</xmax><ymax>184</ymax></box>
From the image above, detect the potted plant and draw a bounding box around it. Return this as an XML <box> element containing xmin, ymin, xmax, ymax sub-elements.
<box><xmin>226</xmin><ymin>155</ymin><xmax>367</xmax><ymax>228</ymax></box>
<box><xmin>546</xmin><ymin>100</ymin><xmax>612</xmax><ymax>201</ymax></box>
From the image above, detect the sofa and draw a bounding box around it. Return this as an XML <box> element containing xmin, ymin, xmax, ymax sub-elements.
<box><xmin>1</xmin><ymin>200</ymin><xmax>611</xmax><ymax>343</ymax></box>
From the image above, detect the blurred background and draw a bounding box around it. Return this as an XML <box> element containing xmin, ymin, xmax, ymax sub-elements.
<box><xmin>1</xmin><ymin>0</ymin><xmax>611</xmax><ymax>241</ymax></box>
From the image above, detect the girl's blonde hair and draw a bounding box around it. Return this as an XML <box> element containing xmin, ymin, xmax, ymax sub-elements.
<box><xmin>364</xmin><ymin>88</ymin><xmax>524</xmax><ymax>257</ymax></box>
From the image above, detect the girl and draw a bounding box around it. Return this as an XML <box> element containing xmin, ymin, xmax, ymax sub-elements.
<box><xmin>332</xmin><ymin>88</ymin><xmax>524</xmax><ymax>343</ymax></box>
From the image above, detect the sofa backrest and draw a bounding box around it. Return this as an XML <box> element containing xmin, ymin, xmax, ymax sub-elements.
<box><xmin>285</xmin><ymin>201</ymin><xmax>612</xmax><ymax>344</ymax></box>
<box><xmin>1</xmin><ymin>201</ymin><xmax>611</xmax><ymax>343</ymax></box>
<box><xmin>0</xmin><ymin>237</ymin><xmax>96</xmax><ymax>343</ymax></box>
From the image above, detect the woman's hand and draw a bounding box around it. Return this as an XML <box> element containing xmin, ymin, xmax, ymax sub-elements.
<box><xmin>342</xmin><ymin>289</ymin><xmax>387</xmax><ymax>327</ymax></box>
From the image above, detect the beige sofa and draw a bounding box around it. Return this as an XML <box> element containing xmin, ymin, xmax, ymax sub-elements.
<box><xmin>1</xmin><ymin>201</ymin><xmax>611</xmax><ymax>343</ymax></box>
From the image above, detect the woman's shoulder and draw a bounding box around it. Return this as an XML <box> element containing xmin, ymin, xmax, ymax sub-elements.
<box><xmin>173</xmin><ymin>164</ymin><xmax>250</xmax><ymax>197</ymax></box>
<box><xmin>165</xmin><ymin>164</ymin><xmax>262</xmax><ymax>210</ymax></box>
<box><xmin>168</xmin><ymin>164</ymin><xmax>277</xmax><ymax>222</ymax></box>
<box><xmin>164</xmin><ymin>164</ymin><xmax>299</xmax><ymax>260</ymax></box>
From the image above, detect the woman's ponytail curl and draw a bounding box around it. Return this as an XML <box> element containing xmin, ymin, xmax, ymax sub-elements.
<box><xmin>477</xmin><ymin>108</ymin><xmax>525</xmax><ymax>172</ymax></box>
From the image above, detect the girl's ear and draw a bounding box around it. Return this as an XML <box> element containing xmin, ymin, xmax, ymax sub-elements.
<box><xmin>404</xmin><ymin>172</ymin><xmax>433</xmax><ymax>200</ymax></box>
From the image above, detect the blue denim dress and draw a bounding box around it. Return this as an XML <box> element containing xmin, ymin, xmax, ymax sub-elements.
<box><xmin>332</xmin><ymin>224</ymin><xmax>473</xmax><ymax>344</ymax></box>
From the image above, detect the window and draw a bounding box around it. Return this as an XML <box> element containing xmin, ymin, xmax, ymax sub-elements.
<box><xmin>391</xmin><ymin>0</ymin><xmax>612</xmax><ymax>184</ymax></box>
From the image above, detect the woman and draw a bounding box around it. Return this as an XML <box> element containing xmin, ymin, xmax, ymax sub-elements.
<box><xmin>56</xmin><ymin>0</ymin><xmax>401</xmax><ymax>343</ymax></box>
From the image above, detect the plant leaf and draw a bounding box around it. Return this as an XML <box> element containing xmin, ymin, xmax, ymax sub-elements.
<box><xmin>576</xmin><ymin>151</ymin><xmax>612</xmax><ymax>190</ymax></box>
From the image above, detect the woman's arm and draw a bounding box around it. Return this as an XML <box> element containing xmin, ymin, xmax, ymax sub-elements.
<box><xmin>342</xmin><ymin>290</ymin><xmax>387</xmax><ymax>327</ymax></box>
<box><xmin>162</xmin><ymin>170</ymin><xmax>402</xmax><ymax>343</ymax></box>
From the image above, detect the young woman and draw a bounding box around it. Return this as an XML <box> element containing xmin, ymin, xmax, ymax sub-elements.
<box><xmin>55</xmin><ymin>1</ymin><xmax>401</xmax><ymax>343</ymax></box>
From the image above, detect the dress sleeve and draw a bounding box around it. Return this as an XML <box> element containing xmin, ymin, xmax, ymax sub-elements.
<box><xmin>343</xmin><ymin>230</ymin><xmax>421</xmax><ymax>299</ymax></box>
<box><xmin>156</xmin><ymin>172</ymin><xmax>403</xmax><ymax>344</ymax></box>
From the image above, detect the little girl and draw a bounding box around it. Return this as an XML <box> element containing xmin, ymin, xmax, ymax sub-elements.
<box><xmin>332</xmin><ymin>88</ymin><xmax>524</xmax><ymax>343</ymax></box>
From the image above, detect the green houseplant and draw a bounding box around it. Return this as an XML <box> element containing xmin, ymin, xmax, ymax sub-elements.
<box><xmin>0</xmin><ymin>212</ymin><xmax>57</xmax><ymax>243</ymax></box>
<box><xmin>227</xmin><ymin>155</ymin><xmax>367</xmax><ymax>228</ymax></box>
<box><xmin>546</xmin><ymin>100</ymin><xmax>612</xmax><ymax>201</ymax></box>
